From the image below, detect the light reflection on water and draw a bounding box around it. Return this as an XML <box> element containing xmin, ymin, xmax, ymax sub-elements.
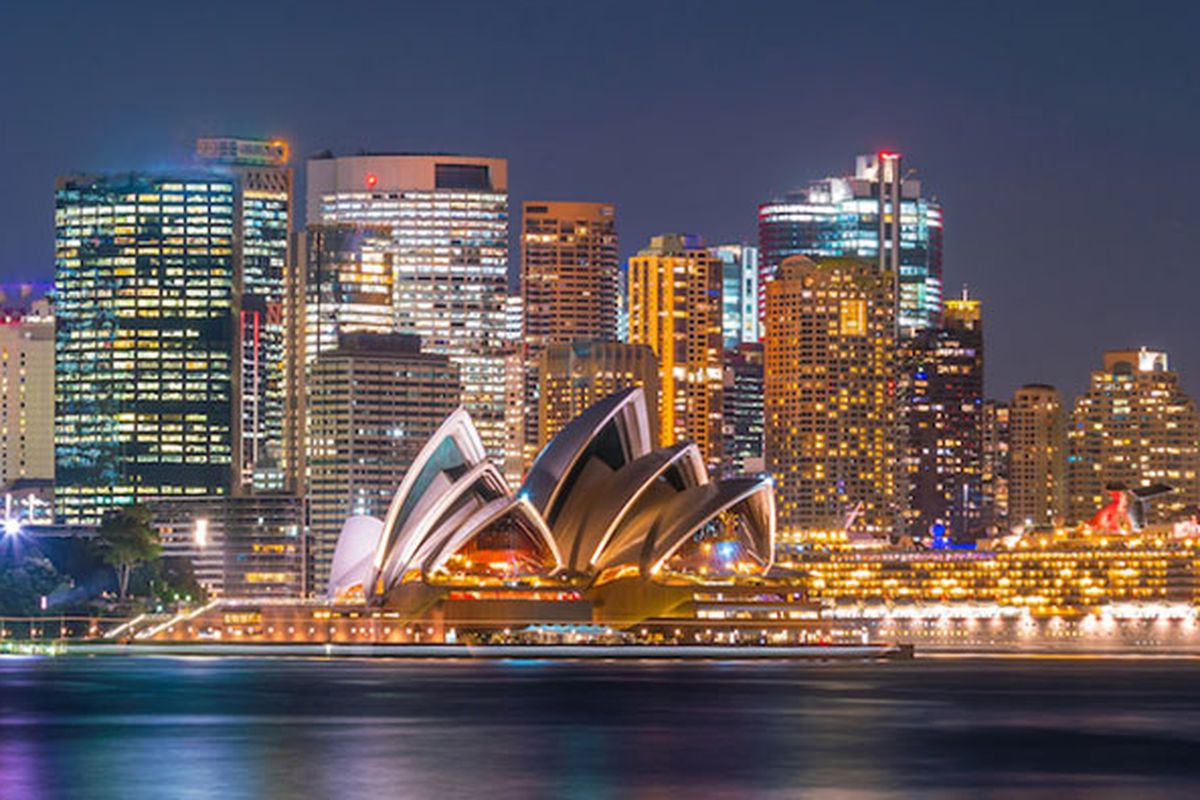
<box><xmin>1</xmin><ymin>656</ymin><xmax>1199</xmax><ymax>798</ymax></box>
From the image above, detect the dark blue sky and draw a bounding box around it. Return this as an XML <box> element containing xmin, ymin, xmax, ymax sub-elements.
<box><xmin>3</xmin><ymin>1</ymin><xmax>1198</xmax><ymax>399</ymax></box>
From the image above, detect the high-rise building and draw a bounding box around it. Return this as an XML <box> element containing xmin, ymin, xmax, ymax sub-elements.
<box><xmin>764</xmin><ymin>255</ymin><xmax>897</xmax><ymax>539</ymax></box>
<box><xmin>758</xmin><ymin>153</ymin><xmax>943</xmax><ymax>337</ymax></box>
<box><xmin>301</xmin><ymin>224</ymin><xmax>397</xmax><ymax>358</ymax></box>
<box><xmin>1068</xmin><ymin>349</ymin><xmax>1200</xmax><ymax>524</ymax></box>
<box><xmin>520</xmin><ymin>201</ymin><xmax>618</xmax><ymax>467</ymax></box>
<box><xmin>626</xmin><ymin>234</ymin><xmax>723</xmax><ymax>466</ymax></box>
<box><xmin>721</xmin><ymin>342</ymin><xmax>764</xmax><ymax>476</ymax></box>
<box><xmin>981</xmin><ymin>399</ymin><xmax>1011</xmax><ymax>535</ymax></box>
<box><xmin>283</xmin><ymin>223</ymin><xmax>397</xmax><ymax>490</ymax></box>
<box><xmin>305</xmin><ymin>332</ymin><xmax>460</xmax><ymax>593</ymax></box>
<box><xmin>306</xmin><ymin>153</ymin><xmax>510</xmax><ymax>462</ymax></box>
<box><xmin>195</xmin><ymin>137</ymin><xmax>293</xmax><ymax>493</ymax></box>
<box><xmin>55</xmin><ymin>138</ymin><xmax>293</xmax><ymax>525</ymax></box>
<box><xmin>537</xmin><ymin>340</ymin><xmax>660</xmax><ymax>449</ymax></box>
<box><xmin>0</xmin><ymin>298</ymin><xmax>54</xmax><ymax>490</ymax></box>
<box><xmin>55</xmin><ymin>172</ymin><xmax>238</xmax><ymax>524</ymax></box>
<box><xmin>154</xmin><ymin>493</ymin><xmax>306</xmax><ymax>598</ymax></box>
<box><xmin>1008</xmin><ymin>384</ymin><xmax>1067</xmax><ymax>530</ymax></box>
<box><xmin>902</xmin><ymin>293</ymin><xmax>984</xmax><ymax>540</ymax></box>
<box><xmin>521</xmin><ymin>201</ymin><xmax>619</xmax><ymax>348</ymax></box>
<box><xmin>711</xmin><ymin>243</ymin><xmax>759</xmax><ymax>347</ymax></box>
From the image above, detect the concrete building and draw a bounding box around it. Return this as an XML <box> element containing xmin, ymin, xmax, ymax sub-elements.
<box><xmin>626</xmin><ymin>234</ymin><xmax>723</xmax><ymax>467</ymax></box>
<box><xmin>721</xmin><ymin>342</ymin><xmax>764</xmax><ymax>476</ymax></box>
<box><xmin>537</xmin><ymin>340</ymin><xmax>659</xmax><ymax>450</ymax></box>
<box><xmin>1068</xmin><ymin>349</ymin><xmax>1200</xmax><ymax>524</ymax></box>
<box><xmin>1008</xmin><ymin>385</ymin><xmax>1067</xmax><ymax>530</ymax></box>
<box><xmin>306</xmin><ymin>153</ymin><xmax>510</xmax><ymax>463</ymax></box>
<box><xmin>981</xmin><ymin>400</ymin><xmax>1011</xmax><ymax>535</ymax></box>
<box><xmin>305</xmin><ymin>332</ymin><xmax>460</xmax><ymax>593</ymax></box>
<box><xmin>155</xmin><ymin>493</ymin><xmax>306</xmax><ymax>598</ymax></box>
<box><xmin>520</xmin><ymin>201</ymin><xmax>618</xmax><ymax>467</ymax></box>
<box><xmin>0</xmin><ymin>298</ymin><xmax>54</xmax><ymax>492</ymax></box>
<box><xmin>284</xmin><ymin>223</ymin><xmax>398</xmax><ymax>492</ymax></box>
<box><xmin>764</xmin><ymin>255</ymin><xmax>897</xmax><ymax>539</ymax></box>
<box><xmin>902</xmin><ymin>293</ymin><xmax>984</xmax><ymax>540</ymax></box>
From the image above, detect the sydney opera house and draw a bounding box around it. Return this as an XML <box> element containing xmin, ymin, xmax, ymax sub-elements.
<box><xmin>324</xmin><ymin>387</ymin><xmax>776</xmax><ymax>627</ymax></box>
<box><xmin>132</xmin><ymin>387</ymin><xmax>1200</xmax><ymax>650</ymax></box>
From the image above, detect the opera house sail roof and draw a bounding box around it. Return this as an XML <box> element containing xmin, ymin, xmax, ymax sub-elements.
<box><xmin>327</xmin><ymin>387</ymin><xmax>775</xmax><ymax>605</ymax></box>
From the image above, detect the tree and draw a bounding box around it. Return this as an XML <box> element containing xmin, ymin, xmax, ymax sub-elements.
<box><xmin>96</xmin><ymin>504</ymin><xmax>160</xmax><ymax>600</ymax></box>
<box><xmin>0</xmin><ymin>555</ymin><xmax>64</xmax><ymax>616</ymax></box>
<box><xmin>131</xmin><ymin>555</ymin><xmax>207</xmax><ymax>607</ymax></box>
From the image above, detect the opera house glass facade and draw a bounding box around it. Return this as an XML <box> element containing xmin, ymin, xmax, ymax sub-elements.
<box><xmin>326</xmin><ymin>387</ymin><xmax>775</xmax><ymax>624</ymax></box>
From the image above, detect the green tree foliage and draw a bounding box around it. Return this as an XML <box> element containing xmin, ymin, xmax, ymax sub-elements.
<box><xmin>96</xmin><ymin>504</ymin><xmax>160</xmax><ymax>600</ymax></box>
<box><xmin>0</xmin><ymin>556</ymin><xmax>63</xmax><ymax>616</ymax></box>
<box><xmin>130</xmin><ymin>556</ymin><xmax>208</xmax><ymax>606</ymax></box>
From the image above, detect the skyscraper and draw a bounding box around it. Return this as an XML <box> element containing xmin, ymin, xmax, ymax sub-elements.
<box><xmin>1068</xmin><ymin>349</ymin><xmax>1200</xmax><ymax>524</ymax></box>
<box><xmin>1008</xmin><ymin>384</ymin><xmax>1067</xmax><ymax>530</ymax></box>
<box><xmin>764</xmin><ymin>255</ymin><xmax>897</xmax><ymax>539</ymax></box>
<box><xmin>305</xmin><ymin>333</ymin><xmax>460</xmax><ymax>593</ymax></box>
<box><xmin>902</xmin><ymin>293</ymin><xmax>984</xmax><ymax>540</ymax></box>
<box><xmin>721</xmin><ymin>342</ymin><xmax>764</xmax><ymax>476</ymax></box>
<box><xmin>0</xmin><ymin>298</ymin><xmax>54</xmax><ymax>492</ymax></box>
<box><xmin>55</xmin><ymin>172</ymin><xmax>239</xmax><ymax>524</ymax></box>
<box><xmin>758</xmin><ymin>153</ymin><xmax>943</xmax><ymax>337</ymax></box>
<box><xmin>520</xmin><ymin>201</ymin><xmax>619</xmax><ymax>466</ymax></box>
<box><xmin>626</xmin><ymin>234</ymin><xmax>723</xmax><ymax>466</ymax></box>
<box><xmin>306</xmin><ymin>153</ymin><xmax>510</xmax><ymax>461</ymax></box>
<box><xmin>55</xmin><ymin>138</ymin><xmax>293</xmax><ymax>525</ymax></box>
<box><xmin>301</xmin><ymin>224</ymin><xmax>397</xmax><ymax>359</ymax></box>
<box><xmin>711</xmin><ymin>243</ymin><xmax>759</xmax><ymax>347</ymax></box>
<box><xmin>537</xmin><ymin>340</ymin><xmax>660</xmax><ymax>449</ymax></box>
<box><xmin>981</xmin><ymin>399</ymin><xmax>1011</xmax><ymax>535</ymax></box>
<box><xmin>283</xmin><ymin>223</ymin><xmax>397</xmax><ymax>491</ymax></box>
<box><xmin>195</xmin><ymin>137</ymin><xmax>293</xmax><ymax>492</ymax></box>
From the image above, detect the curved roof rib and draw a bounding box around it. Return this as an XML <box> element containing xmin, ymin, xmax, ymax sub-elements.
<box><xmin>645</xmin><ymin>477</ymin><xmax>776</xmax><ymax>576</ymax></box>
<box><xmin>374</xmin><ymin>460</ymin><xmax>511</xmax><ymax>595</ymax></box>
<box><xmin>520</xmin><ymin>387</ymin><xmax>654</xmax><ymax>529</ymax></box>
<box><xmin>327</xmin><ymin>515</ymin><xmax>385</xmax><ymax>601</ymax></box>
<box><xmin>371</xmin><ymin>407</ymin><xmax>491</xmax><ymax>584</ymax></box>
<box><xmin>421</xmin><ymin>495</ymin><xmax>563</xmax><ymax>579</ymax></box>
<box><xmin>553</xmin><ymin>443</ymin><xmax>708</xmax><ymax>573</ymax></box>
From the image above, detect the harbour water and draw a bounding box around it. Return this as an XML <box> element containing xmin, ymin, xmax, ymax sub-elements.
<box><xmin>2</xmin><ymin>655</ymin><xmax>1199</xmax><ymax>798</ymax></box>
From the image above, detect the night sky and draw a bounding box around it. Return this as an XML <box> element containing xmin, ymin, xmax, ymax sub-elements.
<box><xmin>2</xmin><ymin>1</ymin><xmax>1198</xmax><ymax>400</ymax></box>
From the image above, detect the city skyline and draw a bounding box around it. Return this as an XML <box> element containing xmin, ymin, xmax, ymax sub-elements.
<box><xmin>7</xmin><ymin>7</ymin><xmax>1200</xmax><ymax>798</ymax></box>
<box><xmin>4</xmin><ymin>2</ymin><xmax>1200</xmax><ymax>401</ymax></box>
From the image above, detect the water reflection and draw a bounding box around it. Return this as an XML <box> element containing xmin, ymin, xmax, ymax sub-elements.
<box><xmin>1</xmin><ymin>656</ymin><xmax>1199</xmax><ymax>798</ymax></box>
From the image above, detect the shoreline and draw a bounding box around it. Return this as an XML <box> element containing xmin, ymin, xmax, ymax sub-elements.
<box><xmin>4</xmin><ymin>642</ymin><xmax>1200</xmax><ymax>659</ymax></box>
<box><xmin>3</xmin><ymin>641</ymin><xmax>914</xmax><ymax>660</ymax></box>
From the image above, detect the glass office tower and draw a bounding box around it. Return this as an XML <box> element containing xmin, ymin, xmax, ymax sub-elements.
<box><xmin>55</xmin><ymin>138</ymin><xmax>292</xmax><ymax>525</ymax></box>
<box><xmin>55</xmin><ymin>173</ymin><xmax>238</xmax><ymax>524</ymax></box>
<box><xmin>758</xmin><ymin>153</ymin><xmax>943</xmax><ymax>337</ymax></box>
<box><xmin>710</xmin><ymin>243</ymin><xmax>759</xmax><ymax>347</ymax></box>
<box><xmin>195</xmin><ymin>137</ymin><xmax>293</xmax><ymax>492</ymax></box>
<box><xmin>306</xmin><ymin>154</ymin><xmax>510</xmax><ymax>462</ymax></box>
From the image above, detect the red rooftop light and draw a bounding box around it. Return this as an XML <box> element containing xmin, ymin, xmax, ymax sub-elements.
<box><xmin>365</xmin><ymin>173</ymin><xmax>378</xmax><ymax>189</ymax></box>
